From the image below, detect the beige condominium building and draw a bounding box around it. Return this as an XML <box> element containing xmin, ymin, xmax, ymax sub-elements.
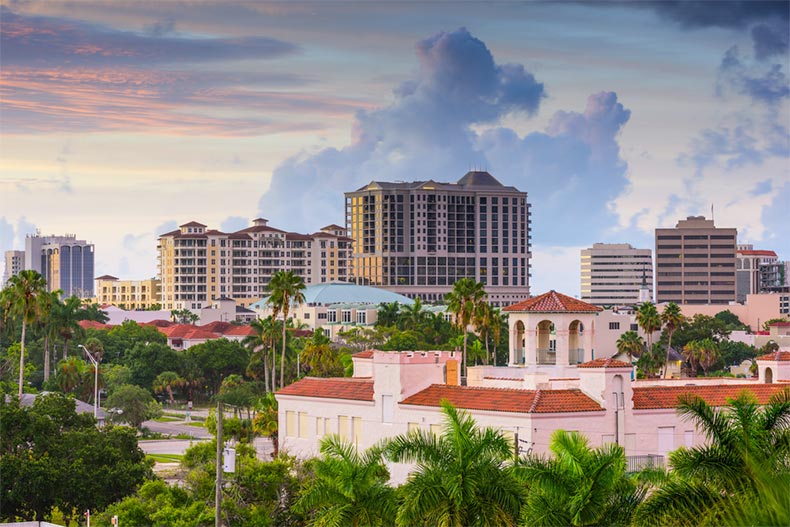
<box><xmin>345</xmin><ymin>171</ymin><xmax>531</xmax><ymax>307</ymax></box>
<box><xmin>655</xmin><ymin>216</ymin><xmax>737</xmax><ymax>305</ymax></box>
<box><xmin>2</xmin><ymin>250</ymin><xmax>24</xmax><ymax>285</ymax></box>
<box><xmin>94</xmin><ymin>276</ymin><xmax>162</xmax><ymax>310</ymax></box>
<box><xmin>580</xmin><ymin>243</ymin><xmax>653</xmax><ymax>306</ymax></box>
<box><xmin>158</xmin><ymin>219</ymin><xmax>352</xmax><ymax>311</ymax></box>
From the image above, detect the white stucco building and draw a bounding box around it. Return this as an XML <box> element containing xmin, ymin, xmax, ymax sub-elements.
<box><xmin>276</xmin><ymin>291</ymin><xmax>790</xmax><ymax>483</ymax></box>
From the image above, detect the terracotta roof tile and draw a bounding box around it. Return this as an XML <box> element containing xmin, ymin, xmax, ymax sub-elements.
<box><xmin>756</xmin><ymin>351</ymin><xmax>790</xmax><ymax>362</ymax></box>
<box><xmin>179</xmin><ymin>221</ymin><xmax>206</xmax><ymax>227</ymax></box>
<box><xmin>632</xmin><ymin>385</ymin><xmax>789</xmax><ymax>410</ymax></box>
<box><xmin>223</xmin><ymin>325</ymin><xmax>256</xmax><ymax>336</ymax></box>
<box><xmin>78</xmin><ymin>320</ymin><xmax>112</xmax><ymax>330</ymax></box>
<box><xmin>277</xmin><ymin>377</ymin><xmax>374</xmax><ymax>401</ymax></box>
<box><xmin>503</xmin><ymin>290</ymin><xmax>602</xmax><ymax>313</ymax></box>
<box><xmin>578</xmin><ymin>358</ymin><xmax>633</xmax><ymax>369</ymax></box>
<box><xmin>737</xmin><ymin>250</ymin><xmax>777</xmax><ymax>257</ymax></box>
<box><xmin>768</xmin><ymin>321</ymin><xmax>790</xmax><ymax>327</ymax></box>
<box><xmin>353</xmin><ymin>350</ymin><xmax>374</xmax><ymax>359</ymax></box>
<box><xmin>141</xmin><ymin>319</ymin><xmax>174</xmax><ymax>328</ymax></box>
<box><xmin>400</xmin><ymin>385</ymin><xmax>603</xmax><ymax>414</ymax></box>
<box><xmin>200</xmin><ymin>321</ymin><xmax>235</xmax><ymax>333</ymax></box>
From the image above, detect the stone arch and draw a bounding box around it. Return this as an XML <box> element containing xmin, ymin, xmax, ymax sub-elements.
<box><xmin>765</xmin><ymin>367</ymin><xmax>773</xmax><ymax>384</ymax></box>
<box><xmin>569</xmin><ymin>319</ymin><xmax>584</xmax><ymax>363</ymax></box>
<box><xmin>537</xmin><ymin>320</ymin><xmax>555</xmax><ymax>364</ymax></box>
<box><xmin>514</xmin><ymin>320</ymin><xmax>526</xmax><ymax>364</ymax></box>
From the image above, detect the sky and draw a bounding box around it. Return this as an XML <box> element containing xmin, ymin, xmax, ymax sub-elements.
<box><xmin>1</xmin><ymin>0</ymin><xmax>788</xmax><ymax>297</ymax></box>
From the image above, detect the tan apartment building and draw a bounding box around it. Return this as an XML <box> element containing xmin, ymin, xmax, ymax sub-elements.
<box><xmin>345</xmin><ymin>171</ymin><xmax>531</xmax><ymax>307</ymax></box>
<box><xmin>94</xmin><ymin>276</ymin><xmax>161</xmax><ymax>310</ymax></box>
<box><xmin>158</xmin><ymin>219</ymin><xmax>352</xmax><ymax>311</ymax></box>
<box><xmin>581</xmin><ymin>243</ymin><xmax>653</xmax><ymax>306</ymax></box>
<box><xmin>655</xmin><ymin>216</ymin><xmax>737</xmax><ymax>305</ymax></box>
<box><xmin>2</xmin><ymin>250</ymin><xmax>24</xmax><ymax>285</ymax></box>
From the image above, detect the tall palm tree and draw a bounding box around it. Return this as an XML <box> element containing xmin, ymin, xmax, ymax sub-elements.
<box><xmin>516</xmin><ymin>430</ymin><xmax>645</xmax><ymax>527</ymax></box>
<box><xmin>243</xmin><ymin>316</ymin><xmax>277</xmax><ymax>393</ymax></box>
<box><xmin>634</xmin><ymin>389</ymin><xmax>790</xmax><ymax>526</ymax></box>
<box><xmin>660</xmin><ymin>303</ymin><xmax>685</xmax><ymax>379</ymax></box>
<box><xmin>295</xmin><ymin>436</ymin><xmax>396</xmax><ymax>527</ymax></box>
<box><xmin>153</xmin><ymin>371</ymin><xmax>185</xmax><ymax>404</ymax></box>
<box><xmin>636</xmin><ymin>302</ymin><xmax>661</xmax><ymax>353</ymax></box>
<box><xmin>57</xmin><ymin>356</ymin><xmax>88</xmax><ymax>394</ymax></box>
<box><xmin>474</xmin><ymin>302</ymin><xmax>493</xmax><ymax>365</ymax></box>
<box><xmin>384</xmin><ymin>401</ymin><xmax>524</xmax><ymax>527</ymax></box>
<box><xmin>402</xmin><ymin>296</ymin><xmax>427</xmax><ymax>331</ymax></box>
<box><xmin>682</xmin><ymin>341</ymin><xmax>701</xmax><ymax>377</ymax></box>
<box><xmin>490</xmin><ymin>309</ymin><xmax>505</xmax><ymax>367</ymax></box>
<box><xmin>39</xmin><ymin>290</ymin><xmax>59</xmax><ymax>382</ymax></box>
<box><xmin>253</xmin><ymin>392</ymin><xmax>280</xmax><ymax>457</ymax></box>
<box><xmin>445</xmin><ymin>278</ymin><xmax>487</xmax><ymax>378</ymax></box>
<box><xmin>78</xmin><ymin>303</ymin><xmax>109</xmax><ymax>323</ymax></box>
<box><xmin>267</xmin><ymin>271</ymin><xmax>306</xmax><ymax>390</ymax></box>
<box><xmin>376</xmin><ymin>302</ymin><xmax>402</xmax><ymax>327</ymax></box>
<box><xmin>1</xmin><ymin>270</ymin><xmax>48</xmax><ymax>397</ymax></box>
<box><xmin>616</xmin><ymin>330</ymin><xmax>645</xmax><ymax>364</ymax></box>
<box><xmin>51</xmin><ymin>295</ymin><xmax>84</xmax><ymax>360</ymax></box>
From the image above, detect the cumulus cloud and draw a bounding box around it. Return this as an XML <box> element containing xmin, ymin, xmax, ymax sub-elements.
<box><xmin>751</xmin><ymin>19</ymin><xmax>789</xmax><ymax>60</ymax></box>
<box><xmin>644</xmin><ymin>1</ymin><xmax>788</xmax><ymax>29</ymax></box>
<box><xmin>0</xmin><ymin>216</ymin><xmax>38</xmax><ymax>279</ymax></box>
<box><xmin>220</xmin><ymin>216</ymin><xmax>249</xmax><ymax>232</ymax></box>
<box><xmin>155</xmin><ymin>220</ymin><xmax>178</xmax><ymax>235</ymax></box>
<box><xmin>260</xmin><ymin>27</ymin><xmax>635</xmax><ymax>248</ymax></box>
<box><xmin>718</xmin><ymin>45</ymin><xmax>790</xmax><ymax>105</ymax></box>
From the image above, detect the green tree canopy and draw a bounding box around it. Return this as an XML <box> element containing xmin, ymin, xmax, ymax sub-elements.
<box><xmin>105</xmin><ymin>384</ymin><xmax>162</xmax><ymax>428</ymax></box>
<box><xmin>184</xmin><ymin>338</ymin><xmax>250</xmax><ymax>395</ymax></box>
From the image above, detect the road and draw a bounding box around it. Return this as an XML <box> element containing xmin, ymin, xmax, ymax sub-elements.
<box><xmin>139</xmin><ymin>439</ymin><xmax>207</xmax><ymax>455</ymax></box>
<box><xmin>142</xmin><ymin>418</ymin><xmax>211</xmax><ymax>439</ymax></box>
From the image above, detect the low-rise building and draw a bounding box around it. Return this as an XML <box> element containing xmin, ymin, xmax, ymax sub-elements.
<box><xmin>94</xmin><ymin>275</ymin><xmax>161</xmax><ymax>310</ymax></box>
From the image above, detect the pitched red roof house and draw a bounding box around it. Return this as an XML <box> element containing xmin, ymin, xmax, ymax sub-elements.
<box><xmin>756</xmin><ymin>351</ymin><xmax>790</xmax><ymax>362</ymax></box>
<box><xmin>400</xmin><ymin>384</ymin><xmax>603</xmax><ymax>414</ymax></box>
<box><xmin>278</xmin><ymin>377</ymin><xmax>374</xmax><ymax>401</ymax></box>
<box><xmin>578</xmin><ymin>358</ymin><xmax>633</xmax><ymax>369</ymax></box>
<box><xmin>503</xmin><ymin>290</ymin><xmax>603</xmax><ymax>313</ymax></box>
<box><xmin>632</xmin><ymin>384</ymin><xmax>789</xmax><ymax>410</ymax></box>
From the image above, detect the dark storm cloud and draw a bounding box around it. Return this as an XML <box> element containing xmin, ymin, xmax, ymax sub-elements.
<box><xmin>645</xmin><ymin>1</ymin><xmax>788</xmax><ymax>29</ymax></box>
<box><xmin>0</xmin><ymin>6</ymin><xmax>297</xmax><ymax>67</ymax></box>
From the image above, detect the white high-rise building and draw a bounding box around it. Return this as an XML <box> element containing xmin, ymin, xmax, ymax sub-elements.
<box><xmin>581</xmin><ymin>243</ymin><xmax>653</xmax><ymax>306</ymax></box>
<box><xmin>2</xmin><ymin>250</ymin><xmax>24</xmax><ymax>285</ymax></box>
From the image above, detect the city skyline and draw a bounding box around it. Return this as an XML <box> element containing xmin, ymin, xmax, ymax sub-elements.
<box><xmin>1</xmin><ymin>1</ymin><xmax>788</xmax><ymax>297</ymax></box>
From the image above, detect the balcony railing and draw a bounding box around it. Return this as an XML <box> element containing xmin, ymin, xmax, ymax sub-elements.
<box><xmin>537</xmin><ymin>349</ymin><xmax>555</xmax><ymax>365</ymax></box>
<box><xmin>569</xmin><ymin>348</ymin><xmax>585</xmax><ymax>365</ymax></box>
<box><xmin>626</xmin><ymin>454</ymin><xmax>664</xmax><ymax>473</ymax></box>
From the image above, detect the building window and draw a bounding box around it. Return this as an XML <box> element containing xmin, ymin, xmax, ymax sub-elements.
<box><xmin>352</xmin><ymin>416</ymin><xmax>362</xmax><ymax>447</ymax></box>
<box><xmin>299</xmin><ymin>412</ymin><xmax>309</xmax><ymax>439</ymax></box>
<box><xmin>286</xmin><ymin>411</ymin><xmax>296</xmax><ymax>437</ymax></box>
<box><xmin>341</xmin><ymin>310</ymin><xmax>352</xmax><ymax>323</ymax></box>
<box><xmin>338</xmin><ymin>415</ymin><xmax>349</xmax><ymax>440</ymax></box>
<box><xmin>356</xmin><ymin>311</ymin><xmax>367</xmax><ymax>325</ymax></box>
<box><xmin>304</xmin><ymin>313</ymin><xmax>310</xmax><ymax>319</ymax></box>
<box><xmin>318</xmin><ymin>312</ymin><xmax>327</xmax><ymax>319</ymax></box>
<box><xmin>609</xmin><ymin>322</ymin><xmax>620</xmax><ymax>330</ymax></box>
<box><xmin>630</xmin><ymin>323</ymin><xmax>639</xmax><ymax>331</ymax></box>
<box><xmin>328</xmin><ymin>310</ymin><xmax>337</xmax><ymax>323</ymax></box>
<box><xmin>382</xmin><ymin>394</ymin><xmax>394</xmax><ymax>423</ymax></box>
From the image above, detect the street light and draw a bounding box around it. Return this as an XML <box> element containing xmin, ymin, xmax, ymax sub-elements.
<box><xmin>78</xmin><ymin>344</ymin><xmax>99</xmax><ymax>419</ymax></box>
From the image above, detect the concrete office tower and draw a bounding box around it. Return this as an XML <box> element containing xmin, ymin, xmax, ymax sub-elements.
<box><xmin>17</xmin><ymin>234</ymin><xmax>95</xmax><ymax>297</ymax></box>
<box><xmin>345</xmin><ymin>171</ymin><xmax>531</xmax><ymax>307</ymax></box>
<box><xmin>580</xmin><ymin>243</ymin><xmax>653</xmax><ymax>306</ymax></box>
<box><xmin>2</xmin><ymin>250</ymin><xmax>24</xmax><ymax>285</ymax></box>
<box><xmin>158</xmin><ymin>220</ymin><xmax>352</xmax><ymax>311</ymax></box>
<box><xmin>655</xmin><ymin>216</ymin><xmax>737</xmax><ymax>305</ymax></box>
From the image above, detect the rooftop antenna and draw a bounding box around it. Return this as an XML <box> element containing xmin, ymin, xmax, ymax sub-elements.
<box><xmin>711</xmin><ymin>203</ymin><xmax>714</xmax><ymax>223</ymax></box>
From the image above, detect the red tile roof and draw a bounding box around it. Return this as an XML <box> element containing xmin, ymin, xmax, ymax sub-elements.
<box><xmin>179</xmin><ymin>221</ymin><xmax>206</xmax><ymax>227</ymax></box>
<box><xmin>756</xmin><ymin>351</ymin><xmax>790</xmax><ymax>362</ymax></box>
<box><xmin>200</xmin><ymin>321</ymin><xmax>235</xmax><ymax>333</ymax></box>
<box><xmin>141</xmin><ymin>319</ymin><xmax>174</xmax><ymax>328</ymax></box>
<box><xmin>578</xmin><ymin>358</ymin><xmax>633</xmax><ymax>369</ymax></box>
<box><xmin>632</xmin><ymin>384</ymin><xmax>789</xmax><ymax>410</ymax></box>
<box><xmin>78</xmin><ymin>320</ymin><xmax>112</xmax><ymax>330</ymax></box>
<box><xmin>353</xmin><ymin>350</ymin><xmax>374</xmax><ymax>359</ymax></box>
<box><xmin>503</xmin><ymin>290</ymin><xmax>603</xmax><ymax>313</ymax></box>
<box><xmin>400</xmin><ymin>385</ymin><xmax>603</xmax><ymax>414</ymax></box>
<box><xmin>94</xmin><ymin>275</ymin><xmax>118</xmax><ymax>281</ymax></box>
<box><xmin>737</xmin><ymin>249</ymin><xmax>777</xmax><ymax>257</ymax></box>
<box><xmin>768</xmin><ymin>321</ymin><xmax>790</xmax><ymax>327</ymax></box>
<box><xmin>159</xmin><ymin>324</ymin><xmax>219</xmax><ymax>340</ymax></box>
<box><xmin>277</xmin><ymin>377</ymin><xmax>374</xmax><ymax>401</ymax></box>
<box><xmin>223</xmin><ymin>325</ymin><xmax>256</xmax><ymax>336</ymax></box>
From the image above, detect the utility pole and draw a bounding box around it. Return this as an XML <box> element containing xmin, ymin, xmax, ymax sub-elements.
<box><xmin>215</xmin><ymin>400</ymin><xmax>223</xmax><ymax>527</ymax></box>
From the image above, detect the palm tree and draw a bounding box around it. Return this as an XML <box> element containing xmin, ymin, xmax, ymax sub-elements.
<box><xmin>474</xmin><ymin>302</ymin><xmax>493</xmax><ymax>365</ymax></box>
<box><xmin>696</xmin><ymin>338</ymin><xmax>719</xmax><ymax>376</ymax></box>
<box><xmin>376</xmin><ymin>302</ymin><xmax>402</xmax><ymax>327</ymax></box>
<box><xmin>51</xmin><ymin>295</ymin><xmax>84</xmax><ymax>360</ymax></box>
<box><xmin>490</xmin><ymin>309</ymin><xmax>505</xmax><ymax>367</ymax></box>
<box><xmin>636</xmin><ymin>302</ymin><xmax>661</xmax><ymax>353</ymax></box>
<box><xmin>660</xmin><ymin>303</ymin><xmax>685</xmax><ymax>379</ymax></box>
<box><xmin>57</xmin><ymin>356</ymin><xmax>88</xmax><ymax>394</ymax></box>
<box><xmin>616</xmin><ymin>330</ymin><xmax>645</xmax><ymax>364</ymax></box>
<box><xmin>445</xmin><ymin>278</ymin><xmax>487</xmax><ymax>378</ymax></box>
<box><xmin>634</xmin><ymin>389</ymin><xmax>790</xmax><ymax>526</ymax></box>
<box><xmin>516</xmin><ymin>430</ymin><xmax>645</xmax><ymax>527</ymax></box>
<box><xmin>39</xmin><ymin>290</ymin><xmax>59</xmax><ymax>382</ymax></box>
<box><xmin>1</xmin><ymin>270</ymin><xmax>48</xmax><ymax>397</ymax></box>
<box><xmin>253</xmin><ymin>392</ymin><xmax>280</xmax><ymax>457</ymax></box>
<box><xmin>243</xmin><ymin>316</ymin><xmax>278</xmax><ymax>392</ymax></box>
<box><xmin>267</xmin><ymin>271</ymin><xmax>306</xmax><ymax>391</ymax></box>
<box><xmin>402</xmin><ymin>296</ymin><xmax>427</xmax><ymax>331</ymax></box>
<box><xmin>295</xmin><ymin>436</ymin><xmax>396</xmax><ymax>527</ymax></box>
<box><xmin>384</xmin><ymin>401</ymin><xmax>524</xmax><ymax>527</ymax></box>
<box><xmin>153</xmin><ymin>371</ymin><xmax>185</xmax><ymax>404</ymax></box>
<box><xmin>78</xmin><ymin>303</ymin><xmax>109</xmax><ymax>323</ymax></box>
<box><xmin>682</xmin><ymin>341</ymin><xmax>701</xmax><ymax>377</ymax></box>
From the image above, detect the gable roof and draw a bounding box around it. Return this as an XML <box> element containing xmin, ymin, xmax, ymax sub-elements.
<box><xmin>400</xmin><ymin>384</ymin><xmax>603</xmax><ymax>414</ymax></box>
<box><xmin>756</xmin><ymin>351</ymin><xmax>790</xmax><ymax>362</ymax></box>
<box><xmin>179</xmin><ymin>221</ymin><xmax>206</xmax><ymax>228</ymax></box>
<box><xmin>632</xmin><ymin>384</ymin><xmax>789</xmax><ymax>410</ymax></box>
<box><xmin>277</xmin><ymin>377</ymin><xmax>374</xmax><ymax>401</ymax></box>
<box><xmin>578</xmin><ymin>358</ymin><xmax>633</xmax><ymax>369</ymax></box>
<box><xmin>503</xmin><ymin>290</ymin><xmax>603</xmax><ymax>313</ymax></box>
<box><xmin>95</xmin><ymin>275</ymin><xmax>119</xmax><ymax>281</ymax></box>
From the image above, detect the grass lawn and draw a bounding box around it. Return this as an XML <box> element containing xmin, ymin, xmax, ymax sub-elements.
<box><xmin>146</xmin><ymin>453</ymin><xmax>184</xmax><ymax>463</ymax></box>
<box><xmin>186</xmin><ymin>421</ymin><xmax>206</xmax><ymax>428</ymax></box>
<box><xmin>153</xmin><ymin>416</ymin><xmax>181</xmax><ymax>423</ymax></box>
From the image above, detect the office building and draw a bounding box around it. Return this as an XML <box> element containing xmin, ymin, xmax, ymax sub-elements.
<box><xmin>655</xmin><ymin>216</ymin><xmax>736</xmax><ymax>305</ymax></box>
<box><xmin>736</xmin><ymin>245</ymin><xmax>780</xmax><ymax>301</ymax></box>
<box><xmin>157</xmin><ymin>219</ymin><xmax>352</xmax><ymax>311</ymax></box>
<box><xmin>4</xmin><ymin>234</ymin><xmax>95</xmax><ymax>297</ymax></box>
<box><xmin>2</xmin><ymin>250</ymin><xmax>24</xmax><ymax>285</ymax></box>
<box><xmin>94</xmin><ymin>276</ymin><xmax>161</xmax><ymax>310</ymax></box>
<box><xmin>580</xmin><ymin>243</ymin><xmax>653</xmax><ymax>306</ymax></box>
<box><xmin>345</xmin><ymin>171</ymin><xmax>531</xmax><ymax>306</ymax></box>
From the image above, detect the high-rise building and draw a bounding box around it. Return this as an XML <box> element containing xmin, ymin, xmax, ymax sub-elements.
<box><xmin>580</xmin><ymin>243</ymin><xmax>653</xmax><ymax>306</ymax></box>
<box><xmin>158</xmin><ymin>219</ymin><xmax>352</xmax><ymax>311</ymax></box>
<box><xmin>345</xmin><ymin>171</ymin><xmax>531</xmax><ymax>306</ymax></box>
<box><xmin>655</xmin><ymin>216</ymin><xmax>737</xmax><ymax>305</ymax></box>
<box><xmin>736</xmin><ymin>245</ymin><xmax>780</xmax><ymax>301</ymax></box>
<box><xmin>4</xmin><ymin>234</ymin><xmax>95</xmax><ymax>297</ymax></box>
<box><xmin>2</xmin><ymin>250</ymin><xmax>24</xmax><ymax>285</ymax></box>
